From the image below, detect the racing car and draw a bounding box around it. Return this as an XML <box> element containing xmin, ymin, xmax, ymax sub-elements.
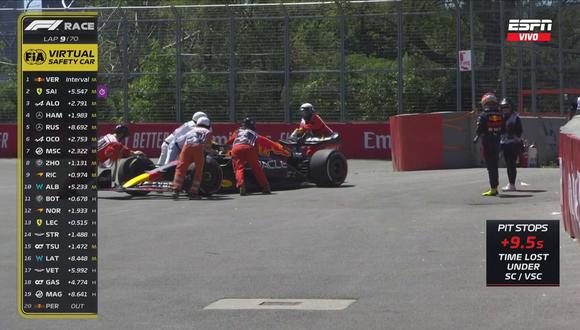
<box><xmin>97</xmin><ymin>154</ymin><xmax>223</xmax><ymax>197</ymax></box>
<box><xmin>216</xmin><ymin>132</ymin><xmax>348</xmax><ymax>192</ymax></box>
<box><xmin>98</xmin><ymin>132</ymin><xmax>347</xmax><ymax>196</ymax></box>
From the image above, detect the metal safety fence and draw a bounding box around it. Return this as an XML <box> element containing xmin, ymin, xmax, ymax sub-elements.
<box><xmin>0</xmin><ymin>0</ymin><xmax>579</xmax><ymax>123</ymax></box>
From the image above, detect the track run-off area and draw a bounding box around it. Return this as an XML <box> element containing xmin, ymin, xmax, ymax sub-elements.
<box><xmin>2</xmin><ymin>159</ymin><xmax>580</xmax><ymax>330</ymax></box>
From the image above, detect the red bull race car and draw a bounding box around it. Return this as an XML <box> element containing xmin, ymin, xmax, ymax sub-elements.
<box><xmin>98</xmin><ymin>132</ymin><xmax>347</xmax><ymax>196</ymax></box>
<box><xmin>97</xmin><ymin>155</ymin><xmax>223</xmax><ymax>197</ymax></box>
<box><xmin>217</xmin><ymin>132</ymin><xmax>348</xmax><ymax>192</ymax></box>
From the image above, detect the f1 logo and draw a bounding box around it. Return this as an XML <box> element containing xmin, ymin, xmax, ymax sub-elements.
<box><xmin>24</xmin><ymin>20</ymin><xmax>63</xmax><ymax>31</ymax></box>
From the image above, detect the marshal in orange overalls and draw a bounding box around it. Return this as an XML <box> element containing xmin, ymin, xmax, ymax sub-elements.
<box><xmin>172</xmin><ymin>126</ymin><xmax>213</xmax><ymax>197</ymax></box>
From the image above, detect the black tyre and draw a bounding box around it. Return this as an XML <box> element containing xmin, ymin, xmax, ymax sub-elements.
<box><xmin>97</xmin><ymin>169</ymin><xmax>112</xmax><ymax>189</ymax></box>
<box><xmin>183</xmin><ymin>156</ymin><xmax>224</xmax><ymax>196</ymax></box>
<box><xmin>117</xmin><ymin>156</ymin><xmax>155</xmax><ymax>196</ymax></box>
<box><xmin>309</xmin><ymin>149</ymin><xmax>348</xmax><ymax>187</ymax></box>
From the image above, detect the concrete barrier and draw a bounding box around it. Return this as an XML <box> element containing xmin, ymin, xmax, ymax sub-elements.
<box><xmin>472</xmin><ymin>116</ymin><xmax>565</xmax><ymax>168</ymax></box>
<box><xmin>519</xmin><ymin>117</ymin><xmax>563</xmax><ymax>165</ymax></box>
<box><xmin>390</xmin><ymin>113</ymin><xmax>443</xmax><ymax>171</ymax></box>
<box><xmin>442</xmin><ymin>112</ymin><xmax>475</xmax><ymax>168</ymax></box>
<box><xmin>391</xmin><ymin>112</ymin><xmax>567</xmax><ymax>171</ymax></box>
<box><xmin>560</xmin><ymin>115</ymin><xmax>580</xmax><ymax>240</ymax></box>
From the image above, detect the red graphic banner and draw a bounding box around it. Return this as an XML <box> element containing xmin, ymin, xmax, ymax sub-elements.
<box><xmin>0</xmin><ymin>122</ymin><xmax>390</xmax><ymax>159</ymax></box>
<box><xmin>560</xmin><ymin>131</ymin><xmax>580</xmax><ymax>241</ymax></box>
<box><xmin>0</xmin><ymin>124</ymin><xmax>17</xmax><ymax>158</ymax></box>
<box><xmin>506</xmin><ymin>32</ymin><xmax>551</xmax><ymax>42</ymax></box>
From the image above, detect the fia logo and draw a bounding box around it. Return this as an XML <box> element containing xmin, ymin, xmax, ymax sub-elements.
<box><xmin>24</xmin><ymin>49</ymin><xmax>46</xmax><ymax>65</ymax></box>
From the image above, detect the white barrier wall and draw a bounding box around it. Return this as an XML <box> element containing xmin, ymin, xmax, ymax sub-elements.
<box><xmin>472</xmin><ymin>116</ymin><xmax>567</xmax><ymax>168</ymax></box>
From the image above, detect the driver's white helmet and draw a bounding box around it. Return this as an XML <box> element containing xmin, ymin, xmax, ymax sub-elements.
<box><xmin>196</xmin><ymin>117</ymin><xmax>211</xmax><ymax>128</ymax></box>
<box><xmin>192</xmin><ymin>111</ymin><xmax>208</xmax><ymax>123</ymax></box>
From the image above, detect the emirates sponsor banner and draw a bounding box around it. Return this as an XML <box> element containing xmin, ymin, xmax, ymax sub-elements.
<box><xmin>0</xmin><ymin>122</ymin><xmax>390</xmax><ymax>159</ymax></box>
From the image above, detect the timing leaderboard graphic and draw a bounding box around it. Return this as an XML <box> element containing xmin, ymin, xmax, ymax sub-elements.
<box><xmin>18</xmin><ymin>13</ymin><xmax>98</xmax><ymax>318</ymax></box>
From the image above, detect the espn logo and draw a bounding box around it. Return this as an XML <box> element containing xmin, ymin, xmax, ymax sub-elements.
<box><xmin>507</xmin><ymin>19</ymin><xmax>552</xmax><ymax>42</ymax></box>
<box><xmin>25</xmin><ymin>20</ymin><xmax>63</xmax><ymax>31</ymax></box>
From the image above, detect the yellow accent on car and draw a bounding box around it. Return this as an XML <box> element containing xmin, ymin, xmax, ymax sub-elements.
<box><xmin>221</xmin><ymin>179</ymin><xmax>233</xmax><ymax>188</ymax></box>
<box><xmin>122</xmin><ymin>173</ymin><xmax>150</xmax><ymax>188</ymax></box>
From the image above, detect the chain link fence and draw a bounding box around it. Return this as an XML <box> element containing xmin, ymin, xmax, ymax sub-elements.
<box><xmin>471</xmin><ymin>0</ymin><xmax>580</xmax><ymax>115</ymax></box>
<box><xmin>0</xmin><ymin>0</ymin><xmax>579</xmax><ymax>124</ymax></box>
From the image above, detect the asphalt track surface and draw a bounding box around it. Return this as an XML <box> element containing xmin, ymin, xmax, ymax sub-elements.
<box><xmin>1</xmin><ymin>159</ymin><xmax>580</xmax><ymax>330</ymax></box>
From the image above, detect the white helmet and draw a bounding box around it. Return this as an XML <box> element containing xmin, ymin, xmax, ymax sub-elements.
<box><xmin>196</xmin><ymin>116</ymin><xmax>211</xmax><ymax>128</ymax></box>
<box><xmin>299</xmin><ymin>103</ymin><xmax>314</xmax><ymax>112</ymax></box>
<box><xmin>192</xmin><ymin>111</ymin><xmax>208</xmax><ymax>123</ymax></box>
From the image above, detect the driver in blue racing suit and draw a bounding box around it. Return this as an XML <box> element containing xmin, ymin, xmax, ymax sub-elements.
<box><xmin>474</xmin><ymin>92</ymin><xmax>503</xmax><ymax>196</ymax></box>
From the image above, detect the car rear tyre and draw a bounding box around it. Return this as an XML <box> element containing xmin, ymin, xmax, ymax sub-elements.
<box><xmin>183</xmin><ymin>156</ymin><xmax>223</xmax><ymax>196</ymax></box>
<box><xmin>309</xmin><ymin>149</ymin><xmax>348</xmax><ymax>187</ymax></box>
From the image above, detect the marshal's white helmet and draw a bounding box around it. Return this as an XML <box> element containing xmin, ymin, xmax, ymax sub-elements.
<box><xmin>299</xmin><ymin>103</ymin><xmax>314</xmax><ymax>113</ymax></box>
<box><xmin>192</xmin><ymin>111</ymin><xmax>208</xmax><ymax>123</ymax></box>
<box><xmin>196</xmin><ymin>117</ymin><xmax>211</xmax><ymax>128</ymax></box>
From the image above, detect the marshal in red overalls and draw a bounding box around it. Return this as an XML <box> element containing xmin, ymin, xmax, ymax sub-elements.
<box><xmin>226</xmin><ymin>124</ymin><xmax>271</xmax><ymax>195</ymax></box>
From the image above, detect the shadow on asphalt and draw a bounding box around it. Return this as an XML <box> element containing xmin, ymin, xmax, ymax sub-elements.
<box><xmin>271</xmin><ymin>183</ymin><xmax>355</xmax><ymax>191</ymax></box>
<box><xmin>321</xmin><ymin>184</ymin><xmax>355</xmax><ymax>189</ymax></box>
<box><xmin>514</xmin><ymin>189</ymin><xmax>547</xmax><ymax>193</ymax></box>
<box><xmin>468</xmin><ymin>202</ymin><xmax>513</xmax><ymax>205</ymax></box>
<box><xmin>498</xmin><ymin>194</ymin><xmax>534</xmax><ymax>198</ymax></box>
<box><xmin>276</xmin><ymin>184</ymin><xmax>355</xmax><ymax>190</ymax></box>
<box><xmin>99</xmin><ymin>194</ymin><xmax>234</xmax><ymax>201</ymax></box>
<box><xmin>98</xmin><ymin>195</ymin><xmax>136</xmax><ymax>200</ymax></box>
<box><xmin>99</xmin><ymin>183</ymin><xmax>356</xmax><ymax>200</ymax></box>
<box><xmin>171</xmin><ymin>195</ymin><xmax>235</xmax><ymax>201</ymax></box>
